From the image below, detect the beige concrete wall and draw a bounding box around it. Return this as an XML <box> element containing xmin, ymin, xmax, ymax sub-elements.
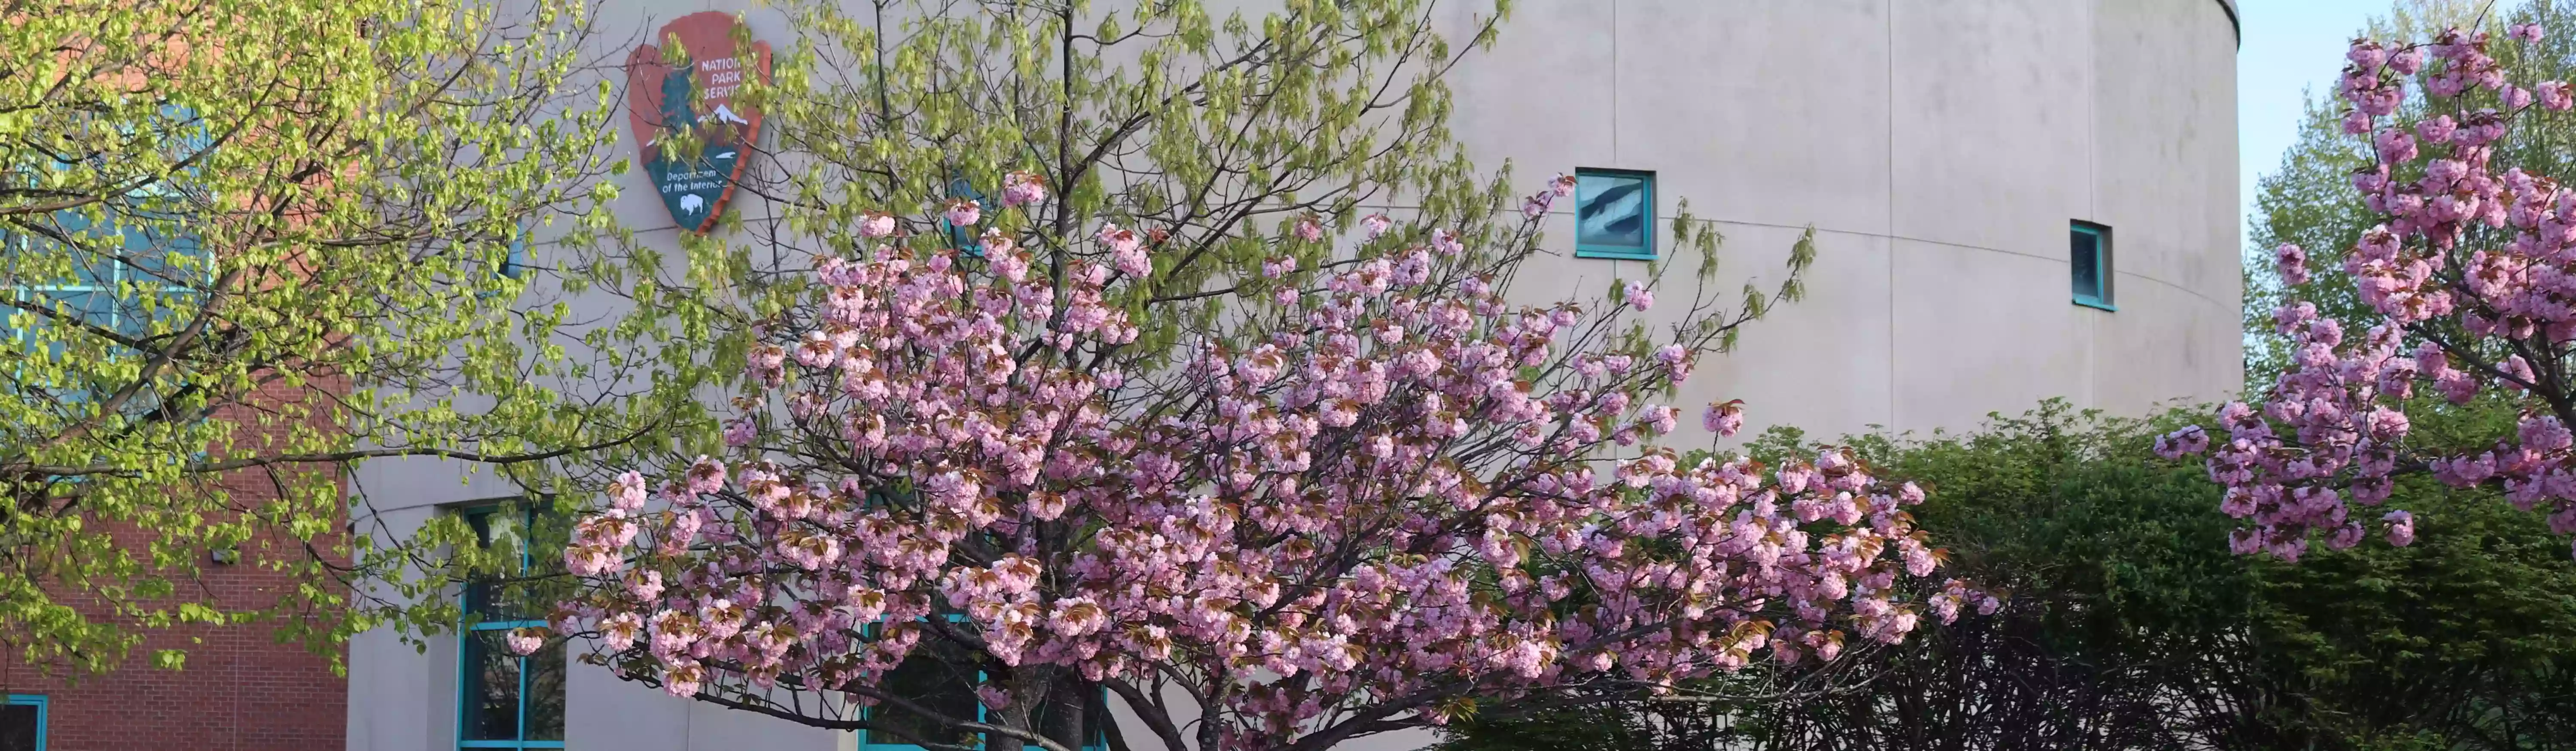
<box><xmin>1446</xmin><ymin>0</ymin><xmax>2241</xmax><ymax>443</ymax></box>
<box><xmin>345</xmin><ymin>1</ymin><xmax>2241</xmax><ymax>750</ymax></box>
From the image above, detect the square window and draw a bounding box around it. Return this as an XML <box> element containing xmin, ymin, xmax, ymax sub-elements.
<box><xmin>1</xmin><ymin>695</ymin><xmax>43</xmax><ymax>751</ymax></box>
<box><xmin>2071</xmin><ymin>221</ymin><xmax>2114</xmax><ymax>310</ymax></box>
<box><xmin>1574</xmin><ymin>168</ymin><xmax>1655</xmax><ymax>259</ymax></box>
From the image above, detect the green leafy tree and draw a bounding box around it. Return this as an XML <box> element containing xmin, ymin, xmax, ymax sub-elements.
<box><xmin>0</xmin><ymin>0</ymin><xmax>638</xmax><ymax>675</ymax></box>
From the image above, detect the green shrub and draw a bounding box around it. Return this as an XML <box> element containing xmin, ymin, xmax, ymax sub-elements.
<box><xmin>1437</xmin><ymin>400</ymin><xmax>2576</xmax><ymax>751</ymax></box>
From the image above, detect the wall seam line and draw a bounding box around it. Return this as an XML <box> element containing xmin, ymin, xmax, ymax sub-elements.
<box><xmin>2089</xmin><ymin>0</ymin><xmax>2102</xmax><ymax>414</ymax></box>
<box><xmin>1885</xmin><ymin>0</ymin><xmax>1897</xmax><ymax>436</ymax></box>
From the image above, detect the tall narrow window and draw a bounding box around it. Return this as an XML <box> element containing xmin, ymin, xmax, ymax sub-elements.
<box><xmin>2071</xmin><ymin>221</ymin><xmax>2114</xmax><ymax>310</ymax></box>
<box><xmin>459</xmin><ymin>506</ymin><xmax>565</xmax><ymax>750</ymax></box>
<box><xmin>861</xmin><ymin>629</ymin><xmax>984</xmax><ymax>750</ymax></box>
<box><xmin>1574</xmin><ymin>168</ymin><xmax>1656</xmax><ymax>259</ymax></box>
<box><xmin>1</xmin><ymin>695</ymin><xmax>44</xmax><ymax>751</ymax></box>
<box><xmin>856</xmin><ymin>618</ymin><xmax>1109</xmax><ymax>751</ymax></box>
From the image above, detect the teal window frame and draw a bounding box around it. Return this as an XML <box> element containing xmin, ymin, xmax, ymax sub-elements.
<box><xmin>3</xmin><ymin>106</ymin><xmax>214</xmax><ymax>474</ymax></box>
<box><xmin>456</xmin><ymin>505</ymin><xmax>565</xmax><ymax>750</ymax></box>
<box><xmin>6</xmin><ymin>103</ymin><xmax>213</xmax><ymax>356</ymax></box>
<box><xmin>2070</xmin><ymin>221</ymin><xmax>2115</xmax><ymax>311</ymax></box>
<box><xmin>3</xmin><ymin>694</ymin><xmax>45</xmax><ymax>751</ymax></box>
<box><xmin>1572</xmin><ymin>167</ymin><xmax>1656</xmax><ymax>260</ymax></box>
<box><xmin>856</xmin><ymin>615</ymin><xmax>1106</xmax><ymax>751</ymax></box>
<box><xmin>2</xmin><ymin>214</ymin><xmax>201</xmax><ymax>345</ymax></box>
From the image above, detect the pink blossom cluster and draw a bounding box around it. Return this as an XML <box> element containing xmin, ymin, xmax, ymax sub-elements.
<box><xmin>547</xmin><ymin>180</ymin><xmax>1961</xmax><ymax>747</ymax></box>
<box><xmin>1001</xmin><ymin>171</ymin><xmax>1048</xmax><ymax>208</ymax></box>
<box><xmin>2163</xmin><ymin>27</ymin><xmax>2576</xmax><ymax>560</ymax></box>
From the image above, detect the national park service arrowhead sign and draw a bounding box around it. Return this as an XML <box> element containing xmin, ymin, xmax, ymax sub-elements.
<box><xmin>627</xmin><ymin>12</ymin><xmax>772</xmax><ymax>233</ymax></box>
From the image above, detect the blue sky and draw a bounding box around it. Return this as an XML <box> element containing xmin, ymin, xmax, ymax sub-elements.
<box><xmin>2238</xmin><ymin>0</ymin><xmax>2387</xmax><ymax>231</ymax></box>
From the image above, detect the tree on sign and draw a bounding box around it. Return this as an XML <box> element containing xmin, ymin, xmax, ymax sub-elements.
<box><xmin>2164</xmin><ymin>18</ymin><xmax>2576</xmax><ymax>561</ymax></box>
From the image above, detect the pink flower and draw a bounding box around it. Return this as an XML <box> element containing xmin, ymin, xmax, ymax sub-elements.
<box><xmin>600</xmin><ymin>612</ymin><xmax>643</xmax><ymax>651</ymax></box>
<box><xmin>1294</xmin><ymin>213</ymin><xmax>1325</xmax><ymax>242</ymax></box>
<box><xmin>975</xmin><ymin>685</ymin><xmax>1011</xmax><ymax>709</ymax></box>
<box><xmin>2229</xmin><ymin>528</ymin><xmax>2263</xmax><ymax>556</ymax></box>
<box><xmin>2374</xmin><ymin>129</ymin><xmax>2418</xmax><ymax>162</ymax></box>
<box><xmin>2418</xmin><ymin>115</ymin><xmax>2457</xmax><ymax>144</ymax></box>
<box><xmin>945</xmin><ymin>199</ymin><xmax>982</xmax><ymax>228</ymax></box>
<box><xmin>683</xmin><ymin>456</ymin><xmax>727</xmax><ymax>496</ymax></box>
<box><xmin>608</xmin><ymin>471</ymin><xmax>648</xmax><ymax>514</ymax></box>
<box><xmin>1653</xmin><ymin>344</ymin><xmax>1689</xmax><ymax>370</ymax></box>
<box><xmin>1624</xmin><ymin>280</ymin><xmax>1653</xmax><ymax>311</ymax></box>
<box><xmin>2543</xmin><ymin>81</ymin><xmax>2576</xmax><ymax>111</ymax></box>
<box><xmin>2348</xmin><ymin>39</ymin><xmax>2389</xmax><ymax>71</ymax></box>
<box><xmin>722</xmin><ymin>419</ymin><xmax>756</xmax><ymax>447</ymax></box>
<box><xmin>2391</xmin><ymin>48</ymin><xmax>2426</xmax><ymax>75</ymax></box>
<box><xmin>1097</xmin><ymin>224</ymin><xmax>1150</xmax><ymax>277</ymax></box>
<box><xmin>2507</xmin><ymin>355</ymin><xmax>2540</xmax><ymax>387</ymax></box>
<box><xmin>859</xmin><ymin>212</ymin><xmax>896</xmax><ymax>238</ymax></box>
<box><xmin>2384</xmin><ymin>510</ymin><xmax>2416</xmax><ymax>546</ymax></box>
<box><xmin>626</xmin><ymin>569</ymin><xmax>664</xmax><ymax>601</ymax></box>
<box><xmin>504</xmin><ymin>628</ymin><xmax>546</xmax><ymax>656</ymax></box>
<box><xmin>662</xmin><ymin>662</ymin><xmax>703</xmax><ymax>697</ymax></box>
<box><xmin>1704</xmin><ymin>400</ymin><xmax>1745</xmax><ymax>437</ymax></box>
<box><xmin>2512</xmin><ymin>23</ymin><xmax>2546</xmax><ymax>43</ymax></box>
<box><xmin>1001</xmin><ymin>171</ymin><xmax>1047</xmax><ymax>207</ymax></box>
<box><xmin>1361</xmin><ymin>213</ymin><xmax>1393</xmax><ymax>240</ymax></box>
<box><xmin>2154</xmin><ymin>426</ymin><xmax>2210</xmax><ymax>458</ymax></box>
<box><xmin>1431</xmin><ymin>228</ymin><xmax>1463</xmax><ymax>255</ymax></box>
<box><xmin>2366</xmin><ymin>407</ymin><xmax>2410</xmax><ymax>441</ymax></box>
<box><xmin>2275</xmin><ymin>243</ymin><xmax>2309</xmax><ymax>286</ymax></box>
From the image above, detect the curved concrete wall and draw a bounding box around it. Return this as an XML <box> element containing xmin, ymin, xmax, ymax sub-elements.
<box><xmin>1445</xmin><ymin>0</ymin><xmax>2242</xmax><ymax>439</ymax></box>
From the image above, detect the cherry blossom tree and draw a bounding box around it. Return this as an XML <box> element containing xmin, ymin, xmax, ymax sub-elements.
<box><xmin>2161</xmin><ymin>21</ymin><xmax>2576</xmax><ymax>561</ymax></box>
<box><xmin>526</xmin><ymin>169</ymin><xmax>1969</xmax><ymax>751</ymax></box>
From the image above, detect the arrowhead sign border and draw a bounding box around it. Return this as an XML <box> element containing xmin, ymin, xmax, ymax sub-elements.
<box><xmin>626</xmin><ymin>12</ymin><xmax>772</xmax><ymax>234</ymax></box>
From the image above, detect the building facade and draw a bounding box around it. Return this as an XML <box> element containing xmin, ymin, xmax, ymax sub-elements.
<box><xmin>343</xmin><ymin>1</ymin><xmax>2242</xmax><ymax>751</ymax></box>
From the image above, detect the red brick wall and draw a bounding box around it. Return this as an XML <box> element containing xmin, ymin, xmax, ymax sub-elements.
<box><xmin>3</xmin><ymin>383</ymin><xmax>352</xmax><ymax>751</ymax></box>
<box><xmin>1</xmin><ymin>608</ymin><xmax>348</xmax><ymax>751</ymax></box>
